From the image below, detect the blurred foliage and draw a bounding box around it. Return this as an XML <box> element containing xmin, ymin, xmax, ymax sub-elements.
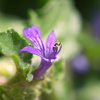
<box><xmin>0</xmin><ymin>12</ymin><xmax>24</xmax><ymax>34</ymax></box>
<box><xmin>0</xmin><ymin>0</ymin><xmax>49</xmax><ymax>19</ymax></box>
<box><xmin>74</xmin><ymin>0</ymin><xmax>100</xmax><ymax>20</ymax></box>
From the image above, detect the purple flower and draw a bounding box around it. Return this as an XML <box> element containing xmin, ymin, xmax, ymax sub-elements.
<box><xmin>70</xmin><ymin>54</ymin><xmax>89</xmax><ymax>74</ymax></box>
<box><xmin>20</xmin><ymin>25</ymin><xmax>62</xmax><ymax>80</ymax></box>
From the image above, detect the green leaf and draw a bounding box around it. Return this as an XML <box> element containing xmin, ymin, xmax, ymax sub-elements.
<box><xmin>26</xmin><ymin>73</ymin><xmax>33</xmax><ymax>82</ymax></box>
<box><xmin>0</xmin><ymin>29</ymin><xmax>33</xmax><ymax>77</ymax></box>
<box><xmin>51</xmin><ymin>59</ymin><xmax>63</xmax><ymax>81</ymax></box>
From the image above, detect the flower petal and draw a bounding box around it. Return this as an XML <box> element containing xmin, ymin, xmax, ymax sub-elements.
<box><xmin>33</xmin><ymin>59</ymin><xmax>52</xmax><ymax>79</ymax></box>
<box><xmin>23</xmin><ymin>28</ymin><xmax>39</xmax><ymax>48</ymax></box>
<box><xmin>46</xmin><ymin>31</ymin><xmax>56</xmax><ymax>56</ymax></box>
<box><xmin>48</xmin><ymin>46</ymin><xmax>58</xmax><ymax>59</ymax></box>
<box><xmin>48</xmin><ymin>44</ymin><xmax>62</xmax><ymax>60</ymax></box>
<box><xmin>31</xmin><ymin>25</ymin><xmax>41</xmax><ymax>36</ymax></box>
<box><xmin>20</xmin><ymin>46</ymin><xmax>42</xmax><ymax>57</ymax></box>
<box><xmin>23</xmin><ymin>26</ymin><xmax>45</xmax><ymax>52</ymax></box>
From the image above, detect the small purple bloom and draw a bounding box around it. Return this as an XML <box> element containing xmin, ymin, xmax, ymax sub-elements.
<box><xmin>70</xmin><ymin>54</ymin><xmax>90</xmax><ymax>74</ymax></box>
<box><xmin>20</xmin><ymin>25</ymin><xmax>62</xmax><ymax>80</ymax></box>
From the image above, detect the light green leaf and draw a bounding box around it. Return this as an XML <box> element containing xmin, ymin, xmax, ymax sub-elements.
<box><xmin>26</xmin><ymin>73</ymin><xmax>33</xmax><ymax>82</ymax></box>
<box><xmin>0</xmin><ymin>29</ymin><xmax>33</xmax><ymax>77</ymax></box>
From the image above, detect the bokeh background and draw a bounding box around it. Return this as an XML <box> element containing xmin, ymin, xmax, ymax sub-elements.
<box><xmin>0</xmin><ymin>0</ymin><xmax>100</xmax><ymax>100</ymax></box>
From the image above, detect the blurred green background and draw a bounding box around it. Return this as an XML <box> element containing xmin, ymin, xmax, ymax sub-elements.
<box><xmin>0</xmin><ymin>0</ymin><xmax>100</xmax><ymax>100</ymax></box>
